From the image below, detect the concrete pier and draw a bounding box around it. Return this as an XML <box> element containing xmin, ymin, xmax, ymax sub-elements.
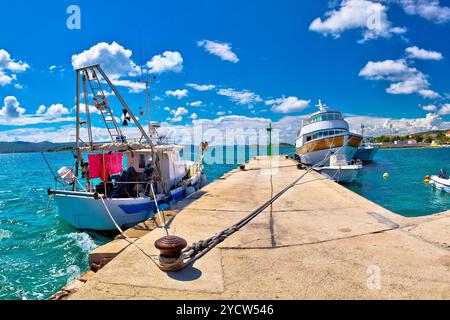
<box><xmin>68</xmin><ymin>156</ymin><xmax>450</xmax><ymax>299</ymax></box>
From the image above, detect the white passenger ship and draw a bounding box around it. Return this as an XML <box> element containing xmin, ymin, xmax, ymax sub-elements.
<box><xmin>295</xmin><ymin>100</ymin><xmax>362</xmax><ymax>165</ymax></box>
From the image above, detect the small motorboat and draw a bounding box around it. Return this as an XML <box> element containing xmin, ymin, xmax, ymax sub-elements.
<box><xmin>314</xmin><ymin>154</ymin><xmax>362</xmax><ymax>183</ymax></box>
<box><xmin>354</xmin><ymin>143</ymin><xmax>379</xmax><ymax>162</ymax></box>
<box><xmin>354</xmin><ymin>124</ymin><xmax>378</xmax><ymax>162</ymax></box>
<box><xmin>429</xmin><ymin>169</ymin><xmax>450</xmax><ymax>193</ymax></box>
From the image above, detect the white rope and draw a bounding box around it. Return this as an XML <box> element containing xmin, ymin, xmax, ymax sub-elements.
<box><xmin>150</xmin><ymin>183</ymin><xmax>169</xmax><ymax>236</ymax></box>
<box><xmin>98</xmin><ymin>195</ymin><xmax>161</xmax><ymax>268</ymax></box>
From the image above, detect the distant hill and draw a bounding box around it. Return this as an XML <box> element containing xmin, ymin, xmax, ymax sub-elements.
<box><xmin>0</xmin><ymin>141</ymin><xmax>76</xmax><ymax>154</ymax></box>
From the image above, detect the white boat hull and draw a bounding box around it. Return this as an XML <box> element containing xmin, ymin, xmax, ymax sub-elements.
<box><xmin>53</xmin><ymin>193</ymin><xmax>155</xmax><ymax>231</ymax></box>
<box><xmin>314</xmin><ymin>165</ymin><xmax>360</xmax><ymax>183</ymax></box>
<box><xmin>354</xmin><ymin>147</ymin><xmax>378</xmax><ymax>162</ymax></box>
<box><xmin>299</xmin><ymin>146</ymin><xmax>358</xmax><ymax>166</ymax></box>
<box><xmin>430</xmin><ymin>176</ymin><xmax>450</xmax><ymax>193</ymax></box>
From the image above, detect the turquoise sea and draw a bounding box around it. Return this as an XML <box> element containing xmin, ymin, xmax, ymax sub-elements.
<box><xmin>0</xmin><ymin>146</ymin><xmax>449</xmax><ymax>299</ymax></box>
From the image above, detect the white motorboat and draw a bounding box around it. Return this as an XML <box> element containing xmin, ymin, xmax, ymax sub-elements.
<box><xmin>429</xmin><ymin>169</ymin><xmax>450</xmax><ymax>193</ymax></box>
<box><xmin>47</xmin><ymin>64</ymin><xmax>207</xmax><ymax>231</ymax></box>
<box><xmin>354</xmin><ymin>124</ymin><xmax>378</xmax><ymax>162</ymax></box>
<box><xmin>354</xmin><ymin>143</ymin><xmax>379</xmax><ymax>162</ymax></box>
<box><xmin>314</xmin><ymin>154</ymin><xmax>362</xmax><ymax>183</ymax></box>
<box><xmin>295</xmin><ymin>100</ymin><xmax>362</xmax><ymax>165</ymax></box>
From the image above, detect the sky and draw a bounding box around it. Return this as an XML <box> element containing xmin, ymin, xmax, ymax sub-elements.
<box><xmin>1</xmin><ymin>0</ymin><xmax>450</xmax><ymax>144</ymax></box>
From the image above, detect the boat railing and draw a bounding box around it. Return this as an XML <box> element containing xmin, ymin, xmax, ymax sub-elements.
<box><xmin>59</xmin><ymin>178</ymin><xmax>152</xmax><ymax>198</ymax></box>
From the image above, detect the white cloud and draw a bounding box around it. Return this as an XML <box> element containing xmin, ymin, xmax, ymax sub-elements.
<box><xmin>146</xmin><ymin>51</ymin><xmax>183</xmax><ymax>73</ymax></box>
<box><xmin>71</xmin><ymin>42</ymin><xmax>149</xmax><ymax>93</ymax></box>
<box><xmin>166</xmin><ymin>106</ymin><xmax>189</xmax><ymax>122</ymax></box>
<box><xmin>190</xmin><ymin>113</ymin><xmax>198</xmax><ymax>120</ymax></box>
<box><xmin>186</xmin><ymin>83</ymin><xmax>216</xmax><ymax>91</ymax></box>
<box><xmin>188</xmin><ymin>101</ymin><xmax>203</xmax><ymax>107</ymax></box>
<box><xmin>0</xmin><ymin>97</ymin><xmax>74</xmax><ymax>126</ymax></box>
<box><xmin>422</xmin><ymin>104</ymin><xmax>438</xmax><ymax>112</ymax></box>
<box><xmin>393</xmin><ymin>0</ymin><xmax>450</xmax><ymax>24</ymax></box>
<box><xmin>36</xmin><ymin>105</ymin><xmax>46</xmax><ymax>115</ymax></box>
<box><xmin>166</xmin><ymin>89</ymin><xmax>188</xmax><ymax>99</ymax></box>
<box><xmin>43</xmin><ymin>103</ymin><xmax>70</xmax><ymax>119</ymax></box>
<box><xmin>110</xmin><ymin>79</ymin><xmax>146</xmax><ymax>93</ymax></box>
<box><xmin>309</xmin><ymin>0</ymin><xmax>406</xmax><ymax>42</ymax></box>
<box><xmin>3</xmin><ymin>111</ymin><xmax>449</xmax><ymax>144</ymax></box>
<box><xmin>172</xmin><ymin>107</ymin><xmax>189</xmax><ymax>117</ymax></box>
<box><xmin>265</xmin><ymin>96</ymin><xmax>311</xmax><ymax>113</ymax></box>
<box><xmin>71</xmin><ymin>41</ymin><xmax>139</xmax><ymax>77</ymax></box>
<box><xmin>418</xmin><ymin>89</ymin><xmax>440</xmax><ymax>99</ymax></box>
<box><xmin>346</xmin><ymin>113</ymin><xmax>449</xmax><ymax>136</ymax></box>
<box><xmin>49</xmin><ymin>65</ymin><xmax>65</xmax><ymax>73</ymax></box>
<box><xmin>0</xmin><ymin>96</ymin><xmax>26</xmax><ymax>119</ymax></box>
<box><xmin>197</xmin><ymin>40</ymin><xmax>239</xmax><ymax>63</ymax></box>
<box><xmin>216</xmin><ymin>111</ymin><xmax>226</xmax><ymax>116</ymax></box>
<box><xmin>405</xmin><ymin>46</ymin><xmax>443</xmax><ymax>60</ymax></box>
<box><xmin>217</xmin><ymin>88</ymin><xmax>262</xmax><ymax>105</ymax></box>
<box><xmin>438</xmin><ymin>104</ymin><xmax>450</xmax><ymax>115</ymax></box>
<box><xmin>359</xmin><ymin>59</ymin><xmax>438</xmax><ymax>98</ymax></box>
<box><xmin>0</xmin><ymin>72</ymin><xmax>15</xmax><ymax>86</ymax></box>
<box><xmin>0</xmin><ymin>50</ymin><xmax>29</xmax><ymax>72</ymax></box>
<box><xmin>0</xmin><ymin>49</ymin><xmax>29</xmax><ymax>87</ymax></box>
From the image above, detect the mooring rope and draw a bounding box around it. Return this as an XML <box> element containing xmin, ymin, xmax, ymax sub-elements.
<box><xmin>98</xmin><ymin>194</ymin><xmax>162</xmax><ymax>268</ymax></box>
<box><xmin>180</xmin><ymin>135</ymin><xmax>352</xmax><ymax>269</ymax></box>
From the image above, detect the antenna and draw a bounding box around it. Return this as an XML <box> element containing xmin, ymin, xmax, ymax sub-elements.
<box><xmin>315</xmin><ymin>99</ymin><xmax>327</xmax><ymax>111</ymax></box>
<box><xmin>138</xmin><ymin>32</ymin><xmax>158</xmax><ymax>139</ymax></box>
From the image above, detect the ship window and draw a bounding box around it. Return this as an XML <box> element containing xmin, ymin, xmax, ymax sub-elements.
<box><xmin>306</xmin><ymin>136</ymin><xmax>312</xmax><ymax>142</ymax></box>
<box><xmin>138</xmin><ymin>154</ymin><xmax>146</xmax><ymax>168</ymax></box>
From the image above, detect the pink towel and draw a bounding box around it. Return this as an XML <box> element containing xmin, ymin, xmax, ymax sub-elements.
<box><xmin>88</xmin><ymin>154</ymin><xmax>102</xmax><ymax>179</ymax></box>
<box><xmin>88</xmin><ymin>153</ymin><xmax>123</xmax><ymax>181</ymax></box>
<box><xmin>106</xmin><ymin>153</ymin><xmax>123</xmax><ymax>176</ymax></box>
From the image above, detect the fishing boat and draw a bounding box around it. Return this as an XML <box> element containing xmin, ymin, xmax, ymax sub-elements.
<box><xmin>295</xmin><ymin>100</ymin><xmax>362</xmax><ymax>165</ymax></box>
<box><xmin>429</xmin><ymin>169</ymin><xmax>450</xmax><ymax>193</ymax></box>
<box><xmin>354</xmin><ymin>124</ymin><xmax>378</xmax><ymax>162</ymax></box>
<box><xmin>47</xmin><ymin>64</ymin><xmax>207</xmax><ymax>231</ymax></box>
<box><xmin>313</xmin><ymin>154</ymin><xmax>362</xmax><ymax>183</ymax></box>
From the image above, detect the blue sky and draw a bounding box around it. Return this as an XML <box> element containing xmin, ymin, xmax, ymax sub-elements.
<box><xmin>1</xmin><ymin>0</ymin><xmax>450</xmax><ymax>143</ymax></box>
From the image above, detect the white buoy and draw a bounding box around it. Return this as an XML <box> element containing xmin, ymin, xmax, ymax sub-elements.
<box><xmin>383</xmin><ymin>172</ymin><xmax>390</xmax><ymax>180</ymax></box>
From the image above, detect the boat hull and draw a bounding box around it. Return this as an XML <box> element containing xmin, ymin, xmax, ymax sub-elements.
<box><xmin>296</xmin><ymin>134</ymin><xmax>361</xmax><ymax>165</ymax></box>
<box><xmin>315</xmin><ymin>166</ymin><xmax>360</xmax><ymax>183</ymax></box>
<box><xmin>53</xmin><ymin>193</ymin><xmax>156</xmax><ymax>231</ymax></box>
<box><xmin>430</xmin><ymin>176</ymin><xmax>450</xmax><ymax>193</ymax></box>
<box><xmin>354</xmin><ymin>147</ymin><xmax>378</xmax><ymax>162</ymax></box>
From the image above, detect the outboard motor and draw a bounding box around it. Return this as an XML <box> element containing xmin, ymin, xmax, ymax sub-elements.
<box><xmin>439</xmin><ymin>168</ymin><xmax>447</xmax><ymax>179</ymax></box>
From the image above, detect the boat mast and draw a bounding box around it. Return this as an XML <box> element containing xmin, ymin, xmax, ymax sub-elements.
<box><xmin>75</xmin><ymin>69</ymin><xmax>81</xmax><ymax>191</ymax></box>
<box><xmin>138</xmin><ymin>35</ymin><xmax>158</xmax><ymax>140</ymax></box>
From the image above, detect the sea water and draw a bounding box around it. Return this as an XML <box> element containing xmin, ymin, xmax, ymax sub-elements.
<box><xmin>0</xmin><ymin>147</ymin><xmax>448</xmax><ymax>299</ymax></box>
<box><xmin>346</xmin><ymin>147</ymin><xmax>450</xmax><ymax>217</ymax></box>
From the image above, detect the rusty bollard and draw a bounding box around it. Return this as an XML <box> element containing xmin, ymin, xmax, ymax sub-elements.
<box><xmin>154</xmin><ymin>236</ymin><xmax>187</xmax><ymax>272</ymax></box>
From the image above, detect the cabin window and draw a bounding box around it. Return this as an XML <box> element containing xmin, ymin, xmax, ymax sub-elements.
<box><xmin>138</xmin><ymin>154</ymin><xmax>146</xmax><ymax>169</ymax></box>
<box><xmin>306</xmin><ymin>136</ymin><xmax>312</xmax><ymax>142</ymax></box>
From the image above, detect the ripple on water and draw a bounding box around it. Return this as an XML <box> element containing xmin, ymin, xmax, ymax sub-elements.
<box><xmin>67</xmin><ymin>232</ymin><xmax>98</xmax><ymax>254</ymax></box>
<box><xmin>0</xmin><ymin>229</ymin><xmax>12</xmax><ymax>240</ymax></box>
